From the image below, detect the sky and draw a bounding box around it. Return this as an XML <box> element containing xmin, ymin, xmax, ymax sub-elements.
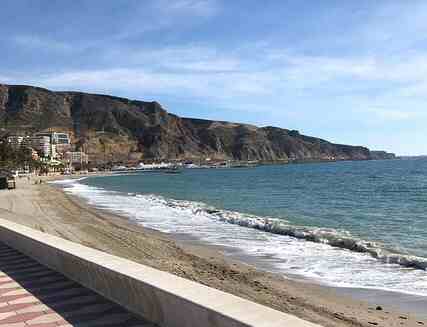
<box><xmin>1</xmin><ymin>1</ymin><xmax>427</xmax><ymax>155</ymax></box>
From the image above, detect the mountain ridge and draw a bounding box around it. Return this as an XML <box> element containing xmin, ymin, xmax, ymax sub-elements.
<box><xmin>0</xmin><ymin>83</ymin><xmax>395</xmax><ymax>162</ymax></box>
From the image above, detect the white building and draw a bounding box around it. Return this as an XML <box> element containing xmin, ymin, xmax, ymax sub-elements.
<box><xmin>35</xmin><ymin>132</ymin><xmax>69</xmax><ymax>144</ymax></box>
<box><xmin>6</xmin><ymin>132</ymin><xmax>71</xmax><ymax>159</ymax></box>
<box><xmin>7</xmin><ymin>136</ymin><xmax>25</xmax><ymax>149</ymax></box>
<box><xmin>35</xmin><ymin>132</ymin><xmax>71</xmax><ymax>152</ymax></box>
<box><xmin>65</xmin><ymin>151</ymin><xmax>89</xmax><ymax>165</ymax></box>
<box><xmin>53</xmin><ymin>133</ymin><xmax>71</xmax><ymax>145</ymax></box>
<box><xmin>31</xmin><ymin>136</ymin><xmax>51</xmax><ymax>157</ymax></box>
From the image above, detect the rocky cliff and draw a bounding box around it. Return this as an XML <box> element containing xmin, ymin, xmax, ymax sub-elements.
<box><xmin>0</xmin><ymin>84</ymin><xmax>394</xmax><ymax>162</ymax></box>
<box><xmin>370</xmin><ymin>151</ymin><xmax>396</xmax><ymax>160</ymax></box>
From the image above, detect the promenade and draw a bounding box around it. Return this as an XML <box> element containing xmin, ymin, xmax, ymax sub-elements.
<box><xmin>0</xmin><ymin>242</ymin><xmax>155</xmax><ymax>327</ymax></box>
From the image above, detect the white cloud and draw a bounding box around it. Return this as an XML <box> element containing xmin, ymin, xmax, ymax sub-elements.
<box><xmin>280</xmin><ymin>55</ymin><xmax>377</xmax><ymax>85</ymax></box>
<box><xmin>34</xmin><ymin>67</ymin><xmax>274</xmax><ymax>101</ymax></box>
<box><xmin>266</xmin><ymin>50</ymin><xmax>427</xmax><ymax>86</ymax></box>
<box><xmin>6</xmin><ymin>41</ymin><xmax>427</xmax><ymax>116</ymax></box>
<box><xmin>365</xmin><ymin>107</ymin><xmax>419</xmax><ymax>121</ymax></box>
<box><xmin>154</xmin><ymin>0</ymin><xmax>219</xmax><ymax>17</ymax></box>
<box><xmin>397</xmin><ymin>82</ymin><xmax>427</xmax><ymax>98</ymax></box>
<box><xmin>110</xmin><ymin>46</ymin><xmax>241</xmax><ymax>73</ymax></box>
<box><xmin>0</xmin><ymin>75</ymin><xmax>12</xmax><ymax>83</ymax></box>
<box><xmin>107</xmin><ymin>0</ymin><xmax>219</xmax><ymax>42</ymax></box>
<box><xmin>12</xmin><ymin>35</ymin><xmax>73</xmax><ymax>52</ymax></box>
<box><xmin>358</xmin><ymin>1</ymin><xmax>427</xmax><ymax>49</ymax></box>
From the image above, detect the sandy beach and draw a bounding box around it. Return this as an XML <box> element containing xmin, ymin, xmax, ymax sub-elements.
<box><xmin>0</xmin><ymin>175</ymin><xmax>425</xmax><ymax>327</ymax></box>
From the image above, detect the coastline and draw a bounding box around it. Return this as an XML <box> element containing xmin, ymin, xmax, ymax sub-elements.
<box><xmin>0</xmin><ymin>175</ymin><xmax>425</xmax><ymax>327</ymax></box>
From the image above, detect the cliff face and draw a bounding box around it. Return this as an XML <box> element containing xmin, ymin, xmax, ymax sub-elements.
<box><xmin>370</xmin><ymin>151</ymin><xmax>396</xmax><ymax>160</ymax></box>
<box><xmin>0</xmin><ymin>84</ymin><xmax>393</xmax><ymax>162</ymax></box>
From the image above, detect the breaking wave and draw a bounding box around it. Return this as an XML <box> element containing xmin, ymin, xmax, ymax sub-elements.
<box><xmin>141</xmin><ymin>195</ymin><xmax>427</xmax><ymax>271</ymax></box>
<box><xmin>52</xmin><ymin>178</ymin><xmax>427</xmax><ymax>296</ymax></box>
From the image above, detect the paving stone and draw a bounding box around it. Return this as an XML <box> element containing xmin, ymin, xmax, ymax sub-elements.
<box><xmin>0</xmin><ymin>243</ymin><xmax>155</xmax><ymax>327</ymax></box>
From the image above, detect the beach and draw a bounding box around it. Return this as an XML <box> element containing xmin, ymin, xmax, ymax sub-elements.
<box><xmin>0</xmin><ymin>176</ymin><xmax>425</xmax><ymax>327</ymax></box>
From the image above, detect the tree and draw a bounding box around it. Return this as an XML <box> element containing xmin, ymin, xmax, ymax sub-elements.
<box><xmin>0</xmin><ymin>138</ymin><xmax>40</xmax><ymax>171</ymax></box>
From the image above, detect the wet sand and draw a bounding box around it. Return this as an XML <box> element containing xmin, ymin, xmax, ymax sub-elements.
<box><xmin>0</xmin><ymin>175</ymin><xmax>425</xmax><ymax>327</ymax></box>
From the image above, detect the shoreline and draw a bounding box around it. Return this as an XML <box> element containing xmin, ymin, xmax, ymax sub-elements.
<box><xmin>175</xmin><ymin>231</ymin><xmax>427</xmax><ymax>320</ymax></box>
<box><xmin>0</xmin><ymin>175</ymin><xmax>425</xmax><ymax>326</ymax></box>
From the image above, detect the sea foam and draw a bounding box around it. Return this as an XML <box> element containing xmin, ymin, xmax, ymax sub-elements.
<box><xmin>54</xmin><ymin>178</ymin><xmax>427</xmax><ymax>297</ymax></box>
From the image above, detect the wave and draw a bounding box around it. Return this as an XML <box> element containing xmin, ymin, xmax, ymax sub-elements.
<box><xmin>48</xmin><ymin>176</ymin><xmax>427</xmax><ymax>298</ymax></box>
<box><xmin>53</xmin><ymin>178</ymin><xmax>427</xmax><ymax>271</ymax></box>
<box><xmin>139</xmin><ymin>195</ymin><xmax>427</xmax><ymax>271</ymax></box>
<box><xmin>53</xmin><ymin>178</ymin><xmax>427</xmax><ymax>296</ymax></box>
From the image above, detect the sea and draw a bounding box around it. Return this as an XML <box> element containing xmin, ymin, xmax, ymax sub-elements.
<box><xmin>55</xmin><ymin>159</ymin><xmax>427</xmax><ymax>298</ymax></box>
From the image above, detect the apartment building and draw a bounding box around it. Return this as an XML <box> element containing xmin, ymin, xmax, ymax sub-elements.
<box><xmin>65</xmin><ymin>151</ymin><xmax>89</xmax><ymax>165</ymax></box>
<box><xmin>31</xmin><ymin>136</ymin><xmax>52</xmax><ymax>157</ymax></box>
<box><xmin>34</xmin><ymin>132</ymin><xmax>73</xmax><ymax>156</ymax></box>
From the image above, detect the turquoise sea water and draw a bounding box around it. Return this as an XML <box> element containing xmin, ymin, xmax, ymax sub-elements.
<box><xmin>57</xmin><ymin>159</ymin><xmax>427</xmax><ymax>296</ymax></box>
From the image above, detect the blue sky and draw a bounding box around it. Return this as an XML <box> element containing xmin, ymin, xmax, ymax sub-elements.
<box><xmin>1</xmin><ymin>0</ymin><xmax>427</xmax><ymax>155</ymax></box>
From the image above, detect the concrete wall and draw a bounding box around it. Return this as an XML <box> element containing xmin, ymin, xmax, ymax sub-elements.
<box><xmin>0</xmin><ymin>218</ymin><xmax>321</xmax><ymax>327</ymax></box>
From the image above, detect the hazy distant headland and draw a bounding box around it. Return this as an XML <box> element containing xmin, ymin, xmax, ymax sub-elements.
<box><xmin>0</xmin><ymin>84</ymin><xmax>395</xmax><ymax>163</ymax></box>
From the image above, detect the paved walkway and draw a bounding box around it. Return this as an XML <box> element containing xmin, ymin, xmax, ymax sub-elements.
<box><xmin>0</xmin><ymin>242</ymin><xmax>156</xmax><ymax>327</ymax></box>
